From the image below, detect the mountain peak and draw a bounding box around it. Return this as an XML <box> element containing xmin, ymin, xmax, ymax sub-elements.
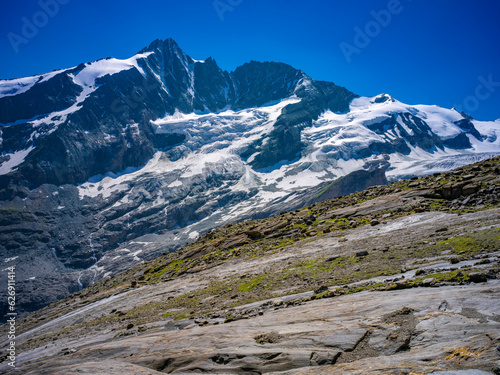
<box><xmin>139</xmin><ymin>37</ymin><xmax>182</xmax><ymax>54</ymax></box>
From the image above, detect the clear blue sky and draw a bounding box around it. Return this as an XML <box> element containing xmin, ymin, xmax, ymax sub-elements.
<box><xmin>1</xmin><ymin>0</ymin><xmax>499</xmax><ymax>120</ymax></box>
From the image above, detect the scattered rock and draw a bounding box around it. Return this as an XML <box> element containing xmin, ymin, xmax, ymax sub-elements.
<box><xmin>272</xmin><ymin>299</ymin><xmax>284</xmax><ymax>307</ymax></box>
<box><xmin>245</xmin><ymin>230</ymin><xmax>263</xmax><ymax>239</ymax></box>
<box><xmin>322</xmin><ymin>290</ymin><xmax>337</xmax><ymax>298</ymax></box>
<box><xmin>462</xmin><ymin>183</ymin><xmax>480</xmax><ymax>196</ymax></box>
<box><xmin>451</xmin><ymin>271</ymin><xmax>464</xmax><ymax>282</ymax></box>
<box><xmin>314</xmin><ymin>285</ymin><xmax>329</xmax><ymax>294</ymax></box>
<box><xmin>422</xmin><ymin>278</ymin><xmax>436</xmax><ymax>287</ymax></box>
<box><xmin>356</xmin><ymin>250</ymin><xmax>369</xmax><ymax>257</ymax></box>
<box><xmin>62</xmin><ymin>348</ymin><xmax>77</xmax><ymax>355</ymax></box>
<box><xmin>126</xmin><ymin>323</ymin><xmax>134</xmax><ymax>330</ymax></box>
<box><xmin>222</xmin><ymin>234</ymin><xmax>251</xmax><ymax>250</ymax></box>
<box><xmin>485</xmin><ymin>270</ymin><xmax>497</xmax><ymax>279</ymax></box>
<box><xmin>254</xmin><ymin>331</ymin><xmax>282</xmax><ymax>344</ymax></box>
<box><xmin>438</xmin><ymin>181</ymin><xmax>470</xmax><ymax>199</ymax></box>
<box><xmin>474</xmin><ymin>259</ymin><xmax>491</xmax><ymax>265</ymax></box>
<box><xmin>469</xmin><ymin>272</ymin><xmax>488</xmax><ymax>283</ymax></box>
<box><xmin>462</xmin><ymin>174</ymin><xmax>476</xmax><ymax>180</ymax></box>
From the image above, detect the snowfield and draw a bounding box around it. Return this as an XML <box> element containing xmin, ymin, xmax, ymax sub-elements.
<box><xmin>73</xmin><ymin>94</ymin><xmax>500</xmax><ymax>226</ymax></box>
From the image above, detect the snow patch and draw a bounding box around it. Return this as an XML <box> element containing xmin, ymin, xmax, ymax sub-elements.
<box><xmin>0</xmin><ymin>146</ymin><xmax>34</xmax><ymax>175</ymax></box>
<box><xmin>72</xmin><ymin>53</ymin><xmax>151</xmax><ymax>88</ymax></box>
<box><xmin>0</xmin><ymin>70</ymin><xmax>65</xmax><ymax>98</ymax></box>
<box><xmin>168</xmin><ymin>180</ymin><xmax>183</xmax><ymax>187</ymax></box>
<box><xmin>188</xmin><ymin>231</ymin><xmax>199</xmax><ymax>240</ymax></box>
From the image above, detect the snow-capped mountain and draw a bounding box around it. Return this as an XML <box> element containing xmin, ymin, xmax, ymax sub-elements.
<box><xmin>0</xmin><ymin>38</ymin><xmax>354</xmax><ymax>188</ymax></box>
<box><xmin>1</xmin><ymin>38</ymin><xmax>499</xmax><ymax>318</ymax></box>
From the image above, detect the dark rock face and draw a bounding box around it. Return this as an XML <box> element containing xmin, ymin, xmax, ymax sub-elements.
<box><xmin>0</xmin><ymin>68</ymin><xmax>83</xmax><ymax>124</ymax></box>
<box><xmin>443</xmin><ymin>132</ymin><xmax>473</xmax><ymax>149</ymax></box>
<box><xmin>437</xmin><ymin>181</ymin><xmax>480</xmax><ymax>200</ymax></box>
<box><xmin>365</xmin><ymin>113</ymin><xmax>443</xmax><ymax>154</ymax></box>
<box><xmin>309</xmin><ymin>169</ymin><xmax>388</xmax><ymax>205</ymax></box>
<box><xmin>249</xmin><ymin>79</ymin><xmax>357</xmax><ymax>169</ymax></box>
<box><xmin>231</xmin><ymin>61</ymin><xmax>304</xmax><ymax>109</ymax></box>
<box><xmin>362</xmin><ymin>111</ymin><xmax>484</xmax><ymax>158</ymax></box>
<box><xmin>139</xmin><ymin>39</ymin><xmax>234</xmax><ymax>114</ymax></box>
<box><xmin>455</xmin><ymin>118</ymin><xmax>483</xmax><ymax>140</ymax></box>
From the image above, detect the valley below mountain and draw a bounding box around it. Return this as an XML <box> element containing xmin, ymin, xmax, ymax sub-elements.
<box><xmin>1</xmin><ymin>157</ymin><xmax>499</xmax><ymax>374</ymax></box>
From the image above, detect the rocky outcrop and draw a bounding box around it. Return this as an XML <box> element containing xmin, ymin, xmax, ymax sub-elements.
<box><xmin>308</xmin><ymin>168</ymin><xmax>388</xmax><ymax>205</ymax></box>
<box><xmin>14</xmin><ymin>283</ymin><xmax>500</xmax><ymax>374</ymax></box>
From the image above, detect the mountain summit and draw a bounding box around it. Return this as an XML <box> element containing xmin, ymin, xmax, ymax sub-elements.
<box><xmin>0</xmin><ymin>39</ymin><xmax>499</xmax><ymax>317</ymax></box>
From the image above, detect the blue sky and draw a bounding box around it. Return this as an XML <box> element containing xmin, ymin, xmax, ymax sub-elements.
<box><xmin>1</xmin><ymin>0</ymin><xmax>499</xmax><ymax>120</ymax></box>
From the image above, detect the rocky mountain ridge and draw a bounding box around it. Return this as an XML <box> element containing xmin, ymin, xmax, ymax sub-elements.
<box><xmin>0</xmin><ymin>38</ymin><xmax>356</xmax><ymax>188</ymax></box>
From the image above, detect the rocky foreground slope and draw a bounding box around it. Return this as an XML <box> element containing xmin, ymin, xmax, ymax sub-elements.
<box><xmin>1</xmin><ymin>157</ymin><xmax>499</xmax><ymax>374</ymax></box>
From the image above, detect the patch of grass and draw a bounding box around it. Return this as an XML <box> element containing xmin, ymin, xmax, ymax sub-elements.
<box><xmin>435</xmin><ymin>228</ymin><xmax>500</xmax><ymax>257</ymax></box>
<box><xmin>413</xmin><ymin>269</ymin><xmax>471</xmax><ymax>284</ymax></box>
<box><xmin>162</xmin><ymin>311</ymin><xmax>177</xmax><ymax>318</ymax></box>
<box><xmin>301</xmin><ymin>260</ymin><xmax>317</xmax><ymax>269</ymax></box>
<box><xmin>145</xmin><ymin>259</ymin><xmax>185</xmax><ymax>282</ymax></box>
<box><xmin>238</xmin><ymin>275</ymin><xmax>265</xmax><ymax>292</ymax></box>
<box><xmin>439</xmin><ymin>237</ymin><xmax>479</xmax><ymax>253</ymax></box>
<box><xmin>271</xmin><ymin>238</ymin><xmax>295</xmax><ymax>250</ymax></box>
<box><xmin>173</xmin><ymin>312</ymin><xmax>189</xmax><ymax>321</ymax></box>
<box><xmin>346</xmin><ymin>282</ymin><xmax>385</xmax><ymax>294</ymax></box>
